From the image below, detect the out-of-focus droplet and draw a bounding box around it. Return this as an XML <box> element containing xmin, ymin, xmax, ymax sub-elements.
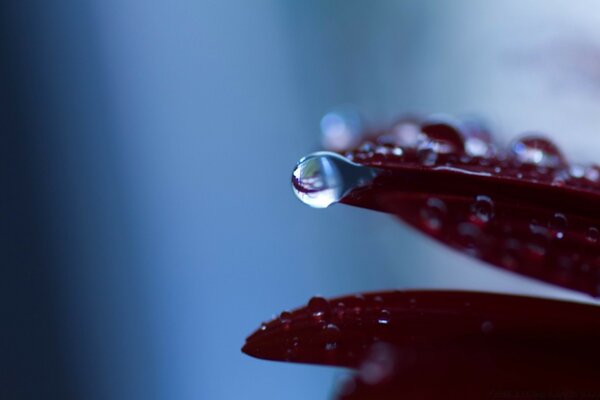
<box><xmin>548</xmin><ymin>212</ymin><xmax>568</xmax><ymax>239</ymax></box>
<box><xmin>386</xmin><ymin>119</ymin><xmax>422</xmax><ymax>148</ymax></box>
<box><xmin>417</xmin><ymin>148</ymin><xmax>438</xmax><ymax>166</ymax></box>
<box><xmin>320</xmin><ymin>107</ymin><xmax>363</xmax><ymax>151</ymax></box>
<box><xmin>587</xmin><ymin>227</ymin><xmax>599</xmax><ymax>243</ymax></box>
<box><xmin>585</xmin><ymin>165</ymin><xmax>600</xmax><ymax>182</ymax></box>
<box><xmin>481</xmin><ymin>320</ymin><xmax>494</xmax><ymax>334</ymax></box>
<box><xmin>471</xmin><ymin>195</ymin><xmax>494</xmax><ymax>223</ymax></box>
<box><xmin>465</xmin><ymin>137</ymin><xmax>490</xmax><ymax>157</ymax></box>
<box><xmin>291</xmin><ymin>152</ymin><xmax>379</xmax><ymax>208</ymax></box>
<box><xmin>459</xmin><ymin>116</ymin><xmax>494</xmax><ymax>157</ymax></box>
<box><xmin>569</xmin><ymin>164</ymin><xmax>585</xmax><ymax>179</ymax></box>
<box><xmin>510</xmin><ymin>136</ymin><xmax>565</xmax><ymax>167</ymax></box>
<box><xmin>377</xmin><ymin>309</ymin><xmax>391</xmax><ymax>325</ymax></box>
<box><xmin>358</xmin><ymin>343</ymin><xmax>397</xmax><ymax>385</ymax></box>
<box><xmin>420</xmin><ymin>198</ymin><xmax>447</xmax><ymax>232</ymax></box>
<box><xmin>457</xmin><ymin>222</ymin><xmax>482</xmax><ymax>253</ymax></box>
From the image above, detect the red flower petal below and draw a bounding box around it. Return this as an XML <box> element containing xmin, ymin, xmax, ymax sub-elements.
<box><xmin>243</xmin><ymin>291</ymin><xmax>600</xmax><ymax>399</ymax></box>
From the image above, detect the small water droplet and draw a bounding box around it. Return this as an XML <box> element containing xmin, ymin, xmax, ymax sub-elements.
<box><xmin>516</xmin><ymin>172</ymin><xmax>524</xmax><ymax>179</ymax></box>
<box><xmin>419</xmin><ymin>115</ymin><xmax>465</xmax><ymax>154</ymax></box>
<box><xmin>587</xmin><ymin>227</ymin><xmax>599</xmax><ymax>243</ymax></box>
<box><xmin>279</xmin><ymin>311</ymin><xmax>292</xmax><ymax>330</ymax></box>
<box><xmin>585</xmin><ymin>165</ymin><xmax>600</xmax><ymax>182</ymax></box>
<box><xmin>377</xmin><ymin>309</ymin><xmax>391</xmax><ymax>325</ymax></box>
<box><xmin>358</xmin><ymin>343</ymin><xmax>397</xmax><ymax>385</ymax></box>
<box><xmin>387</xmin><ymin>120</ymin><xmax>422</xmax><ymax>147</ymax></box>
<box><xmin>465</xmin><ymin>137</ymin><xmax>489</xmax><ymax>157</ymax></box>
<box><xmin>260</xmin><ymin>323</ymin><xmax>267</xmax><ymax>331</ymax></box>
<box><xmin>325</xmin><ymin>342</ymin><xmax>337</xmax><ymax>351</ymax></box>
<box><xmin>481</xmin><ymin>320</ymin><xmax>494</xmax><ymax>334</ymax></box>
<box><xmin>569</xmin><ymin>164</ymin><xmax>585</xmax><ymax>179</ymax></box>
<box><xmin>320</xmin><ymin>107</ymin><xmax>363</xmax><ymax>151</ymax></box>
<box><xmin>419</xmin><ymin>198</ymin><xmax>447</xmax><ymax>232</ymax></box>
<box><xmin>471</xmin><ymin>195</ymin><xmax>494</xmax><ymax>223</ymax></box>
<box><xmin>548</xmin><ymin>213</ymin><xmax>568</xmax><ymax>239</ymax></box>
<box><xmin>417</xmin><ymin>148</ymin><xmax>438</xmax><ymax>166</ymax></box>
<box><xmin>308</xmin><ymin>296</ymin><xmax>330</xmax><ymax>320</ymax></box>
<box><xmin>494</xmin><ymin>166</ymin><xmax>502</xmax><ymax>174</ymax></box>
<box><xmin>323</xmin><ymin>323</ymin><xmax>341</xmax><ymax>351</ymax></box>
<box><xmin>552</xmin><ymin>170</ymin><xmax>569</xmax><ymax>187</ymax></box>
<box><xmin>292</xmin><ymin>152</ymin><xmax>379</xmax><ymax>208</ymax></box>
<box><xmin>510</xmin><ymin>136</ymin><xmax>565</xmax><ymax>167</ymax></box>
<box><xmin>457</xmin><ymin>222</ymin><xmax>482</xmax><ymax>252</ymax></box>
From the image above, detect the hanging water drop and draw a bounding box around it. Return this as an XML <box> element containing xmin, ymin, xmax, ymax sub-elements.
<box><xmin>291</xmin><ymin>152</ymin><xmax>379</xmax><ymax>208</ymax></box>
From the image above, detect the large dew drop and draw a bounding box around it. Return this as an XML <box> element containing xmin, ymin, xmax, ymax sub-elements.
<box><xmin>292</xmin><ymin>152</ymin><xmax>379</xmax><ymax>208</ymax></box>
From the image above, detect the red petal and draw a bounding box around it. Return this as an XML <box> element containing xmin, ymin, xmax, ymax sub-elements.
<box><xmin>339</xmin><ymin>117</ymin><xmax>600</xmax><ymax>296</ymax></box>
<box><xmin>243</xmin><ymin>291</ymin><xmax>600</xmax><ymax>398</ymax></box>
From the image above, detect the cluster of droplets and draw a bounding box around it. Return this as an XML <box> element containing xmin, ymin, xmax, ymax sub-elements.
<box><xmin>295</xmin><ymin>113</ymin><xmax>600</xmax><ymax>209</ymax></box>
<box><xmin>291</xmin><ymin>111</ymin><xmax>600</xmax><ymax>295</ymax></box>
<box><xmin>296</xmin><ymin>112</ymin><xmax>600</xmax><ymax>210</ymax></box>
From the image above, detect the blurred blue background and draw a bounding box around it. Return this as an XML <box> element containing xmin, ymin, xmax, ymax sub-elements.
<box><xmin>3</xmin><ymin>1</ymin><xmax>599</xmax><ymax>399</ymax></box>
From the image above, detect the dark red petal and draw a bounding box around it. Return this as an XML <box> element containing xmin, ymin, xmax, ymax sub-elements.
<box><xmin>243</xmin><ymin>291</ymin><xmax>600</xmax><ymax>398</ymax></box>
<box><xmin>339</xmin><ymin>117</ymin><xmax>600</xmax><ymax>296</ymax></box>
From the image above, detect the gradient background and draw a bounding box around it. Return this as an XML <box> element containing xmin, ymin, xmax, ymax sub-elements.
<box><xmin>2</xmin><ymin>1</ymin><xmax>600</xmax><ymax>399</ymax></box>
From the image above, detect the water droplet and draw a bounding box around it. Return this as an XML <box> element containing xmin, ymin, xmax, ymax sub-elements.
<box><xmin>494</xmin><ymin>166</ymin><xmax>502</xmax><ymax>174</ymax></box>
<box><xmin>387</xmin><ymin>120</ymin><xmax>422</xmax><ymax>147</ymax></box>
<box><xmin>471</xmin><ymin>195</ymin><xmax>494</xmax><ymax>223</ymax></box>
<box><xmin>510</xmin><ymin>136</ymin><xmax>565</xmax><ymax>167</ymax></box>
<box><xmin>465</xmin><ymin>137</ymin><xmax>489</xmax><ymax>157</ymax></box>
<box><xmin>457</xmin><ymin>222</ymin><xmax>482</xmax><ymax>253</ymax></box>
<box><xmin>419</xmin><ymin>115</ymin><xmax>465</xmax><ymax>154</ymax></box>
<box><xmin>587</xmin><ymin>227</ymin><xmax>599</xmax><ymax>243</ymax></box>
<box><xmin>585</xmin><ymin>165</ymin><xmax>600</xmax><ymax>182</ymax></box>
<box><xmin>324</xmin><ymin>322</ymin><xmax>340</xmax><ymax>332</ymax></box>
<box><xmin>419</xmin><ymin>198</ymin><xmax>447</xmax><ymax>232</ymax></box>
<box><xmin>292</xmin><ymin>152</ymin><xmax>379</xmax><ymax>208</ymax></box>
<box><xmin>279</xmin><ymin>311</ymin><xmax>292</xmax><ymax>330</ymax></box>
<box><xmin>325</xmin><ymin>342</ymin><xmax>337</xmax><ymax>351</ymax></box>
<box><xmin>417</xmin><ymin>148</ymin><xmax>438</xmax><ymax>166</ymax></box>
<box><xmin>358</xmin><ymin>343</ymin><xmax>397</xmax><ymax>385</ymax></box>
<box><xmin>481</xmin><ymin>321</ymin><xmax>494</xmax><ymax>334</ymax></box>
<box><xmin>320</xmin><ymin>107</ymin><xmax>362</xmax><ymax>151</ymax></box>
<box><xmin>377</xmin><ymin>309</ymin><xmax>391</xmax><ymax>325</ymax></box>
<box><xmin>322</xmin><ymin>323</ymin><xmax>340</xmax><ymax>351</ymax></box>
<box><xmin>260</xmin><ymin>323</ymin><xmax>267</xmax><ymax>331</ymax></box>
<box><xmin>548</xmin><ymin>213</ymin><xmax>568</xmax><ymax>239</ymax></box>
<box><xmin>552</xmin><ymin>170</ymin><xmax>569</xmax><ymax>186</ymax></box>
<box><xmin>569</xmin><ymin>164</ymin><xmax>585</xmax><ymax>179</ymax></box>
<box><xmin>308</xmin><ymin>296</ymin><xmax>330</xmax><ymax>320</ymax></box>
